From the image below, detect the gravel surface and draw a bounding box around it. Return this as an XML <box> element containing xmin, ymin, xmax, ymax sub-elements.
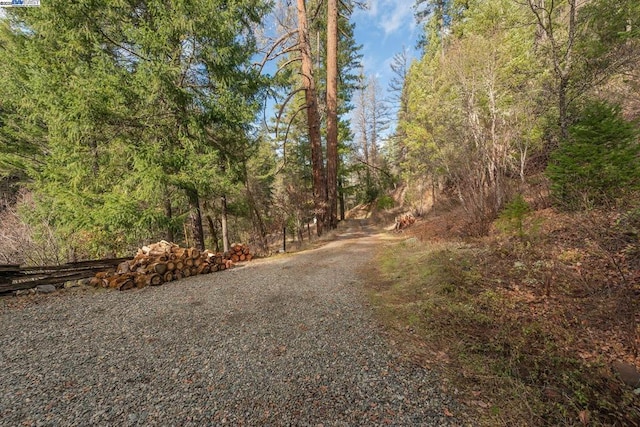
<box><xmin>1</xmin><ymin>221</ymin><xmax>466</xmax><ymax>426</ymax></box>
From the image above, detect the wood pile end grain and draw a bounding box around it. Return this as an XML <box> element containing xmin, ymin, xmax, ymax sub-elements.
<box><xmin>90</xmin><ymin>240</ymin><xmax>254</xmax><ymax>291</ymax></box>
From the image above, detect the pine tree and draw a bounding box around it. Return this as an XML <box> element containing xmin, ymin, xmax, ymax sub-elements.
<box><xmin>0</xmin><ymin>0</ymin><xmax>271</xmax><ymax>256</ymax></box>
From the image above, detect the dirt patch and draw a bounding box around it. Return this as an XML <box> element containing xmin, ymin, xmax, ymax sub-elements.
<box><xmin>364</xmin><ymin>204</ymin><xmax>640</xmax><ymax>426</ymax></box>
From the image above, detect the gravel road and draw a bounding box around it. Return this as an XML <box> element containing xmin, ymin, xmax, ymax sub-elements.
<box><xmin>1</xmin><ymin>220</ymin><xmax>465</xmax><ymax>426</ymax></box>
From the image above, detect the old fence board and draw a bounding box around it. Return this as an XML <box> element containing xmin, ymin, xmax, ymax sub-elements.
<box><xmin>0</xmin><ymin>258</ymin><xmax>129</xmax><ymax>294</ymax></box>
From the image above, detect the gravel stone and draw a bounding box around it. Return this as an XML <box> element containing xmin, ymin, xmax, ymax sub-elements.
<box><xmin>35</xmin><ymin>285</ymin><xmax>56</xmax><ymax>294</ymax></box>
<box><xmin>0</xmin><ymin>221</ymin><xmax>469</xmax><ymax>426</ymax></box>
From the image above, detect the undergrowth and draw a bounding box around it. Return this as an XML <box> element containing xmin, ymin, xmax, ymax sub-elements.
<box><xmin>368</xmin><ymin>214</ymin><xmax>640</xmax><ymax>426</ymax></box>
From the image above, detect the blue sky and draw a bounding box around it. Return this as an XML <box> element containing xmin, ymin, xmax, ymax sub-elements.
<box><xmin>351</xmin><ymin>0</ymin><xmax>421</xmax><ymax>95</ymax></box>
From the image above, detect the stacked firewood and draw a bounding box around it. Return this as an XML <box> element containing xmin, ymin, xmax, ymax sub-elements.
<box><xmin>227</xmin><ymin>243</ymin><xmax>253</xmax><ymax>263</ymax></box>
<box><xmin>395</xmin><ymin>213</ymin><xmax>416</xmax><ymax>231</ymax></box>
<box><xmin>89</xmin><ymin>240</ymin><xmax>253</xmax><ymax>291</ymax></box>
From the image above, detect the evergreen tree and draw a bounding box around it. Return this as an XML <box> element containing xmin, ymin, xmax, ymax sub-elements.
<box><xmin>0</xmin><ymin>0</ymin><xmax>270</xmax><ymax>256</ymax></box>
<box><xmin>267</xmin><ymin>0</ymin><xmax>361</xmax><ymax>235</ymax></box>
<box><xmin>547</xmin><ymin>101</ymin><xmax>640</xmax><ymax>209</ymax></box>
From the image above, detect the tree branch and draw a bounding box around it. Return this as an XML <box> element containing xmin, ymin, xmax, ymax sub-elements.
<box><xmin>275</xmin><ymin>87</ymin><xmax>306</xmax><ymax>138</ymax></box>
<box><xmin>255</xmin><ymin>29</ymin><xmax>299</xmax><ymax>72</ymax></box>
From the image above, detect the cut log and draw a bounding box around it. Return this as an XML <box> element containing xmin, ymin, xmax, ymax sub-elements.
<box><xmin>166</xmin><ymin>260</ymin><xmax>176</xmax><ymax>271</ymax></box>
<box><xmin>173</xmin><ymin>248</ymin><xmax>188</xmax><ymax>259</ymax></box>
<box><xmin>185</xmin><ymin>258</ymin><xmax>194</xmax><ymax>267</ymax></box>
<box><xmin>147</xmin><ymin>249</ymin><xmax>168</xmax><ymax>258</ymax></box>
<box><xmin>147</xmin><ymin>262</ymin><xmax>167</xmax><ymax>276</ymax></box>
<box><xmin>148</xmin><ymin>240</ymin><xmax>176</xmax><ymax>253</ymax></box>
<box><xmin>107</xmin><ymin>277</ymin><xmax>119</xmax><ymax>289</ymax></box>
<box><xmin>173</xmin><ymin>270</ymin><xmax>184</xmax><ymax>281</ymax></box>
<box><xmin>119</xmin><ymin>278</ymin><xmax>135</xmax><ymax>291</ymax></box>
<box><xmin>116</xmin><ymin>261</ymin><xmax>131</xmax><ymax>275</ymax></box>
<box><xmin>147</xmin><ymin>274</ymin><xmax>163</xmax><ymax>286</ymax></box>
<box><xmin>163</xmin><ymin>271</ymin><xmax>173</xmax><ymax>283</ymax></box>
<box><xmin>131</xmin><ymin>255</ymin><xmax>148</xmax><ymax>269</ymax></box>
<box><xmin>110</xmin><ymin>274</ymin><xmax>134</xmax><ymax>291</ymax></box>
<box><xmin>239</xmin><ymin>254</ymin><xmax>246</xmax><ymax>261</ymax></box>
<box><xmin>134</xmin><ymin>274</ymin><xmax>148</xmax><ymax>288</ymax></box>
<box><xmin>89</xmin><ymin>277</ymin><xmax>102</xmax><ymax>287</ymax></box>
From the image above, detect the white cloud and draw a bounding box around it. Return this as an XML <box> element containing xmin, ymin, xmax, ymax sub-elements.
<box><xmin>378</xmin><ymin>0</ymin><xmax>415</xmax><ymax>36</ymax></box>
<box><xmin>362</xmin><ymin>0</ymin><xmax>379</xmax><ymax>17</ymax></box>
<box><xmin>355</xmin><ymin>0</ymin><xmax>415</xmax><ymax>37</ymax></box>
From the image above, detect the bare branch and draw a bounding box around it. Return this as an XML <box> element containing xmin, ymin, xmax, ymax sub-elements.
<box><xmin>255</xmin><ymin>29</ymin><xmax>299</xmax><ymax>72</ymax></box>
<box><xmin>275</xmin><ymin>87</ymin><xmax>306</xmax><ymax>138</ymax></box>
<box><xmin>275</xmin><ymin>56</ymin><xmax>303</xmax><ymax>75</ymax></box>
<box><xmin>353</xmin><ymin>157</ymin><xmax>393</xmax><ymax>178</ymax></box>
<box><xmin>274</xmin><ymin>103</ymin><xmax>309</xmax><ymax>176</ymax></box>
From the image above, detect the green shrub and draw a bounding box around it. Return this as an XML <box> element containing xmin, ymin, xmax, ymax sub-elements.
<box><xmin>547</xmin><ymin>101</ymin><xmax>640</xmax><ymax>209</ymax></box>
<box><xmin>497</xmin><ymin>194</ymin><xmax>531</xmax><ymax>242</ymax></box>
<box><xmin>376</xmin><ymin>195</ymin><xmax>395</xmax><ymax>210</ymax></box>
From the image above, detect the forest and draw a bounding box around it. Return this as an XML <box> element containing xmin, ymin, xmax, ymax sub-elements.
<box><xmin>1</xmin><ymin>0</ymin><xmax>635</xmax><ymax>262</ymax></box>
<box><xmin>1</xmin><ymin>0</ymin><xmax>640</xmax><ymax>424</ymax></box>
<box><xmin>0</xmin><ymin>0</ymin><xmax>363</xmax><ymax>262</ymax></box>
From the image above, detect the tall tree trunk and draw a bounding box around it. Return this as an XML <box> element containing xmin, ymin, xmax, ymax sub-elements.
<box><xmin>325</xmin><ymin>0</ymin><xmax>339</xmax><ymax>230</ymax></box>
<box><xmin>221</xmin><ymin>194</ymin><xmax>230</xmax><ymax>253</ymax></box>
<box><xmin>296</xmin><ymin>0</ymin><xmax>326</xmax><ymax>236</ymax></box>
<box><xmin>527</xmin><ymin>0</ymin><xmax>576</xmax><ymax>146</ymax></box>
<box><xmin>187</xmin><ymin>189</ymin><xmax>205</xmax><ymax>251</ymax></box>
<box><xmin>164</xmin><ymin>198</ymin><xmax>174</xmax><ymax>243</ymax></box>
<box><xmin>558</xmin><ymin>0</ymin><xmax>576</xmax><ymax>142</ymax></box>
<box><xmin>338</xmin><ymin>176</ymin><xmax>345</xmax><ymax>221</ymax></box>
<box><xmin>246</xmin><ymin>181</ymin><xmax>269</xmax><ymax>252</ymax></box>
<box><xmin>206</xmin><ymin>214</ymin><xmax>219</xmax><ymax>252</ymax></box>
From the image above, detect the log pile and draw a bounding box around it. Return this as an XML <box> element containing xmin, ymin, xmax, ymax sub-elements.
<box><xmin>227</xmin><ymin>243</ymin><xmax>253</xmax><ymax>263</ymax></box>
<box><xmin>395</xmin><ymin>213</ymin><xmax>416</xmax><ymax>231</ymax></box>
<box><xmin>89</xmin><ymin>241</ymin><xmax>253</xmax><ymax>291</ymax></box>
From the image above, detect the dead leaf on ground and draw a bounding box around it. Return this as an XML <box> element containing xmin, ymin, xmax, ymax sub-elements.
<box><xmin>467</xmin><ymin>400</ymin><xmax>490</xmax><ymax>408</ymax></box>
<box><xmin>579</xmin><ymin>409</ymin><xmax>590</xmax><ymax>425</ymax></box>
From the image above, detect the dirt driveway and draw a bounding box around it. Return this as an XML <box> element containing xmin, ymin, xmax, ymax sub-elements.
<box><xmin>0</xmin><ymin>220</ymin><xmax>465</xmax><ymax>426</ymax></box>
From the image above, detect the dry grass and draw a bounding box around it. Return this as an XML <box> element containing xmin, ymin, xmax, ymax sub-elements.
<box><xmin>364</xmin><ymin>203</ymin><xmax>640</xmax><ymax>426</ymax></box>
